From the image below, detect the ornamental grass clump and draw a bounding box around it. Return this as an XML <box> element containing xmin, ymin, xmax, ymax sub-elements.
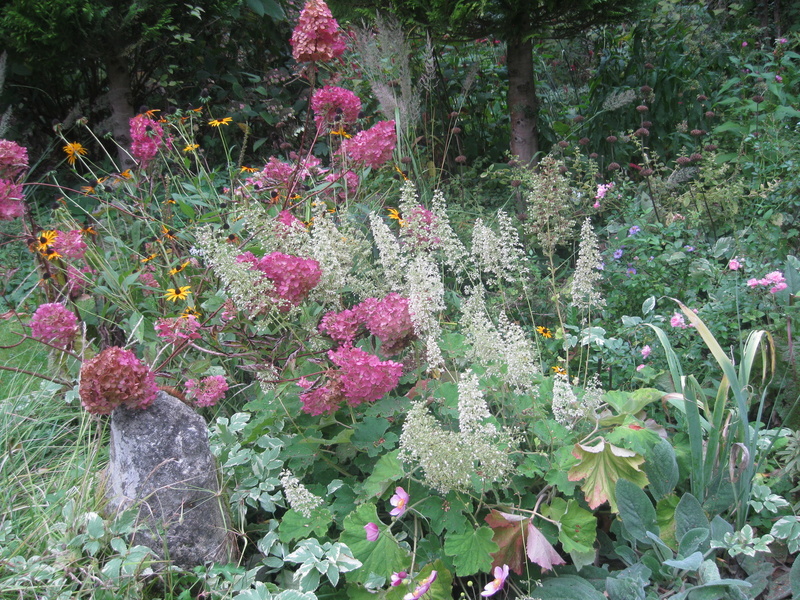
<box><xmin>79</xmin><ymin>347</ymin><xmax>158</xmax><ymax>415</ymax></box>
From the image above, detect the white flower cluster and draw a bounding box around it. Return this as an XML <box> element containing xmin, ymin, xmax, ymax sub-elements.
<box><xmin>400</xmin><ymin>372</ymin><xmax>516</xmax><ymax>494</ymax></box>
<box><xmin>470</xmin><ymin>211</ymin><xmax>528</xmax><ymax>284</ymax></box>
<box><xmin>192</xmin><ymin>225</ymin><xmax>274</xmax><ymax>316</ymax></box>
<box><xmin>570</xmin><ymin>218</ymin><xmax>606</xmax><ymax>311</ymax></box>
<box><xmin>551</xmin><ymin>373</ymin><xmax>603</xmax><ymax>429</ymax></box>
<box><xmin>430</xmin><ymin>189</ymin><xmax>468</xmax><ymax>270</ymax></box>
<box><xmin>460</xmin><ymin>287</ymin><xmax>539</xmax><ymax>393</ymax></box>
<box><xmin>406</xmin><ymin>255</ymin><xmax>445</xmax><ymax>367</ymax></box>
<box><xmin>280</xmin><ymin>470</ymin><xmax>323</xmax><ymax>518</ymax></box>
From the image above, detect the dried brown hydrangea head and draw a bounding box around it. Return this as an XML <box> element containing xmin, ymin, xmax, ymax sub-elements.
<box><xmin>79</xmin><ymin>347</ymin><xmax>158</xmax><ymax>415</ymax></box>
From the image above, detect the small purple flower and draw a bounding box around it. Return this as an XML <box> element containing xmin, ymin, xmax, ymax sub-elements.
<box><xmin>742</xmin><ymin>41</ymin><xmax>748</xmax><ymax>47</ymax></box>
<box><xmin>613</xmin><ymin>249</ymin><xmax>624</xmax><ymax>260</ymax></box>
<box><xmin>364</xmin><ymin>522</ymin><xmax>379</xmax><ymax>542</ymax></box>
<box><xmin>778</xmin><ymin>37</ymin><xmax>788</xmax><ymax>44</ymax></box>
<box><xmin>391</xmin><ymin>572</ymin><xmax>408</xmax><ymax>587</ymax></box>
<box><xmin>776</xmin><ymin>75</ymin><xmax>783</xmax><ymax>82</ymax></box>
<box><xmin>684</xmin><ymin>245</ymin><xmax>695</xmax><ymax>252</ymax></box>
<box><xmin>389</xmin><ymin>486</ymin><xmax>409</xmax><ymax>517</ymax></box>
<box><xmin>636</xmin><ymin>364</ymin><xmax>646</xmax><ymax>371</ymax></box>
<box><xmin>597</xmin><ymin>261</ymin><xmax>605</xmax><ymax>271</ymax></box>
<box><xmin>628</xmin><ymin>225</ymin><xmax>641</xmax><ymax>236</ymax></box>
<box><xmin>627</xmin><ymin>267</ymin><xmax>637</xmax><ymax>276</ymax></box>
<box><xmin>404</xmin><ymin>571</ymin><xmax>437</xmax><ymax>600</ymax></box>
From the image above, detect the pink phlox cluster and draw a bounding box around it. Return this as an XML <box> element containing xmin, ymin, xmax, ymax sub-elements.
<box><xmin>0</xmin><ymin>140</ymin><xmax>28</xmax><ymax>179</ymax></box>
<box><xmin>130</xmin><ymin>114</ymin><xmax>171</xmax><ymax>168</ymax></box>
<box><xmin>29</xmin><ymin>302</ymin><xmax>79</xmax><ymax>348</ymax></box>
<box><xmin>79</xmin><ymin>347</ymin><xmax>158</xmax><ymax>414</ymax></box>
<box><xmin>747</xmin><ymin>270</ymin><xmax>787</xmax><ymax>294</ymax></box>
<box><xmin>319</xmin><ymin>308</ymin><xmax>363</xmax><ymax>345</ymax></box>
<box><xmin>0</xmin><ymin>179</ymin><xmax>24</xmax><ymax>220</ymax></box>
<box><xmin>299</xmin><ymin>370</ymin><xmax>346</xmax><ymax>415</ymax></box>
<box><xmin>238</xmin><ymin>251</ymin><xmax>322</xmax><ymax>310</ymax></box>
<box><xmin>137</xmin><ymin>268</ymin><xmax>159</xmax><ymax>293</ymax></box>
<box><xmin>595</xmin><ymin>182</ymin><xmax>614</xmax><ymax>199</ymax></box>
<box><xmin>328</xmin><ymin>344</ymin><xmax>402</xmax><ymax>405</ymax></box>
<box><xmin>402</xmin><ymin>205</ymin><xmax>442</xmax><ymax>249</ymax></box>
<box><xmin>185</xmin><ymin>375</ymin><xmax>229</xmax><ymax>407</ymax></box>
<box><xmin>52</xmin><ymin>229</ymin><xmax>87</xmax><ymax>259</ymax></box>
<box><xmin>311</xmin><ymin>86</ymin><xmax>361</xmax><ymax>130</ymax></box>
<box><xmin>155</xmin><ymin>315</ymin><xmax>203</xmax><ymax>344</ymax></box>
<box><xmin>340</xmin><ymin>120</ymin><xmax>397</xmax><ymax>169</ymax></box>
<box><xmin>290</xmin><ymin>0</ymin><xmax>346</xmax><ymax>63</ymax></box>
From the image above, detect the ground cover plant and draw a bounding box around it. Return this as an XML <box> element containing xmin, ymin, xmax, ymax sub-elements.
<box><xmin>1</xmin><ymin>0</ymin><xmax>800</xmax><ymax>598</ymax></box>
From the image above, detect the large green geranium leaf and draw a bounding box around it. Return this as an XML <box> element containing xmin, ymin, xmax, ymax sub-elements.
<box><xmin>443</xmin><ymin>526</ymin><xmax>498</xmax><ymax>575</ymax></box>
<box><xmin>361</xmin><ymin>450</ymin><xmax>404</xmax><ymax>499</ymax></box>
<box><xmin>568</xmin><ymin>438</ymin><xmax>648</xmax><ymax>512</ymax></box>
<box><xmin>340</xmin><ymin>503</ymin><xmax>408</xmax><ymax>583</ymax></box>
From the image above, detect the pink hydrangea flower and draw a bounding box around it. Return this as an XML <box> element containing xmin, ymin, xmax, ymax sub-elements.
<box><xmin>52</xmin><ymin>229</ymin><xmax>87</xmax><ymax>259</ymax></box>
<box><xmin>324</xmin><ymin>169</ymin><xmax>359</xmax><ymax>199</ymax></box>
<box><xmin>29</xmin><ymin>302</ymin><xmax>79</xmax><ymax>348</ymax></box>
<box><xmin>391</xmin><ymin>571</ymin><xmax>408</xmax><ymax>587</ymax></box>
<box><xmin>0</xmin><ymin>179</ymin><xmax>24</xmax><ymax>221</ymax></box>
<box><xmin>0</xmin><ymin>140</ymin><xmax>29</xmax><ymax>179</ymax></box>
<box><xmin>355</xmin><ymin>293</ymin><xmax>415</xmax><ymax>355</ymax></box>
<box><xmin>239</xmin><ymin>251</ymin><xmax>322</xmax><ymax>311</ymax></box>
<box><xmin>328</xmin><ymin>345</ymin><xmax>402</xmax><ymax>406</ymax></box>
<box><xmin>185</xmin><ymin>375</ymin><xmax>229</xmax><ymax>407</ymax></box>
<box><xmin>130</xmin><ymin>114</ymin><xmax>171</xmax><ymax>168</ymax></box>
<box><xmin>319</xmin><ymin>308</ymin><xmax>363</xmax><ymax>345</ymax></box>
<box><xmin>299</xmin><ymin>373</ymin><xmax>347</xmax><ymax>415</ymax></box>
<box><xmin>481</xmin><ymin>564</ymin><xmax>509</xmax><ymax>597</ymax></box>
<box><xmin>311</xmin><ymin>86</ymin><xmax>362</xmax><ymax>130</ymax></box>
<box><xmin>155</xmin><ymin>315</ymin><xmax>203</xmax><ymax>344</ymax></box>
<box><xmin>340</xmin><ymin>120</ymin><xmax>397</xmax><ymax>169</ymax></box>
<box><xmin>670</xmin><ymin>313</ymin><xmax>688</xmax><ymax>329</ymax></box>
<box><xmin>728</xmin><ymin>257</ymin><xmax>741</xmax><ymax>270</ymax></box>
<box><xmin>79</xmin><ymin>347</ymin><xmax>158</xmax><ymax>414</ymax></box>
<box><xmin>389</xmin><ymin>486</ymin><xmax>409</xmax><ymax>517</ymax></box>
<box><xmin>404</xmin><ymin>571</ymin><xmax>437</xmax><ymax>600</ymax></box>
<box><xmin>290</xmin><ymin>0</ymin><xmax>346</xmax><ymax>63</ymax></box>
<box><xmin>65</xmin><ymin>264</ymin><xmax>95</xmax><ymax>299</ymax></box>
<box><xmin>364</xmin><ymin>522</ymin><xmax>379</xmax><ymax>541</ymax></box>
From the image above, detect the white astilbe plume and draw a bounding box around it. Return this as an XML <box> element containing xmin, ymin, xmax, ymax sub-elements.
<box><xmin>470</xmin><ymin>211</ymin><xmax>528</xmax><ymax>284</ymax></box>
<box><xmin>400</xmin><ymin>372</ymin><xmax>516</xmax><ymax>494</ymax></box>
<box><xmin>430</xmin><ymin>189</ymin><xmax>468</xmax><ymax>270</ymax></box>
<box><xmin>406</xmin><ymin>254</ymin><xmax>445</xmax><ymax>367</ymax></box>
<box><xmin>369</xmin><ymin>212</ymin><xmax>406</xmax><ymax>292</ymax></box>
<box><xmin>570</xmin><ymin>218</ymin><xmax>606</xmax><ymax>311</ymax></box>
<box><xmin>280</xmin><ymin>470</ymin><xmax>323</xmax><ymax>518</ymax></box>
<box><xmin>192</xmin><ymin>225</ymin><xmax>274</xmax><ymax>316</ymax></box>
<box><xmin>460</xmin><ymin>286</ymin><xmax>539</xmax><ymax>392</ymax></box>
<box><xmin>551</xmin><ymin>374</ymin><xmax>583</xmax><ymax>429</ymax></box>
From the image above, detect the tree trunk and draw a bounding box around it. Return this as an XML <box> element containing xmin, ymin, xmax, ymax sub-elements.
<box><xmin>105</xmin><ymin>55</ymin><xmax>136</xmax><ymax>171</ymax></box>
<box><xmin>506</xmin><ymin>35</ymin><xmax>539</xmax><ymax>167</ymax></box>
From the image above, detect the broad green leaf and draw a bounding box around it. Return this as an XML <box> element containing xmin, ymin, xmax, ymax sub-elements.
<box><xmin>678</xmin><ymin>527</ymin><xmax>709</xmax><ymax>558</ymax></box>
<box><xmin>604</xmin><ymin>388</ymin><xmax>663</xmax><ymax>416</ymax></box>
<box><xmin>664</xmin><ymin>551</ymin><xmax>703</xmax><ymax>570</ymax></box>
<box><xmin>443</xmin><ymin>526</ymin><xmax>498</xmax><ymax>575</ymax></box>
<box><xmin>606</xmin><ymin>576</ymin><xmax>646</xmax><ymax>600</ymax></box>
<box><xmin>656</xmin><ymin>494</ymin><xmax>680</xmax><ymax>549</ymax></box>
<box><xmin>675</xmin><ymin>494</ymin><xmax>709</xmax><ymax>545</ymax></box>
<box><xmin>790</xmin><ymin>550</ymin><xmax>800</xmax><ymax>598</ymax></box>
<box><xmin>536</xmin><ymin>575</ymin><xmax>607</xmax><ymax>600</ymax></box>
<box><xmin>278</xmin><ymin>507</ymin><xmax>333</xmax><ymax>543</ymax></box>
<box><xmin>771</xmin><ymin>516</ymin><xmax>800</xmax><ymax>553</ymax></box>
<box><xmin>568</xmin><ymin>438</ymin><xmax>648</xmax><ymax>512</ymax></box>
<box><xmin>339</xmin><ymin>503</ymin><xmax>407</xmax><ymax>583</ymax></box>
<box><xmin>616</xmin><ymin>478</ymin><xmax>657</xmax><ymax>543</ymax></box>
<box><xmin>544</xmin><ymin>499</ymin><xmax>597</xmax><ymax>554</ymax></box>
<box><xmin>644</xmin><ymin>438</ymin><xmax>679</xmax><ymax>500</ymax></box>
<box><xmin>361</xmin><ymin>450</ymin><xmax>404</xmax><ymax>498</ymax></box>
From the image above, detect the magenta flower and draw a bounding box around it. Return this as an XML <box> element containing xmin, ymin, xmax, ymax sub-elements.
<box><xmin>340</xmin><ymin>120</ymin><xmax>397</xmax><ymax>169</ymax></box>
<box><xmin>636</xmin><ymin>364</ymin><xmax>646</xmax><ymax>371</ymax></box>
<box><xmin>311</xmin><ymin>86</ymin><xmax>361</xmax><ymax>130</ymax></box>
<box><xmin>728</xmin><ymin>257</ymin><xmax>741</xmax><ymax>271</ymax></box>
<box><xmin>391</xmin><ymin>571</ymin><xmax>408</xmax><ymax>587</ymax></box>
<box><xmin>29</xmin><ymin>302</ymin><xmax>78</xmax><ymax>348</ymax></box>
<box><xmin>79</xmin><ymin>347</ymin><xmax>158</xmax><ymax>414</ymax></box>
<box><xmin>595</xmin><ymin>182</ymin><xmax>614</xmax><ymax>199</ymax></box>
<box><xmin>670</xmin><ymin>313</ymin><xmax>688</xmax><ymax>329</ymax></box>
<box><xmin>770</xmin><ymin>282</ymin><xmax>788</xmax><ymax>294</ymax></box>
<box><xmin>0</xmin><ymin>140</ymin><xmax>28</xmax><ymax>179</ymax></box>
<box><xmin>641</xmin><ymin>345</ymin><xmax>651</xmax><ymax>359</ymax></box>
<box><xmin>52</xmin><ymin>229</ymin><xmax>87</xmax><ymax>260</ymax></box>
<box><xmin>776</xmin><ymin>75</ymin><xmax>783</xmax><ymax>82</ymax></box>
<box><xmin>156</xmin><ymin>315</ymin><xmax>203</xmax><ymax>344</ymax></box>
<box><xmin>0</xmin><ymin>179</ymin><xmax>24</xmax><ymax>221</ymax></box>
<box><xmin>185</xmin><ymin>375</ymin><xmax>229</xmax><ymax>408</ymax></box>
<box><xmin>290</xmin><ymin>0</ymin><xmax>345</xmax><ymax>63</ymax></box>
<box><xmin>389</xmin><ymin>486</ymin><xmax>409</xmax><ymax>517</ymax></box>
<box><xmin>299</xmin><ymin>374</ymin><xmax>346</xmax><ymax>415</ymax></box>
<box><xmin>404</xmin><ymin>571</ymin><xmax>437</xmax><ymax>600</ymax></box>
<box><xmin>481</xmin><ymin>564</ymin><xmax>509</xmax><ymax>597</ymax></box>
<box><xmin>239</xmin><ymin>251</ymin><xmax>322</xmax><ymax>311</ymax></box>
<box><xmin>130</xmin><ymin>114</ymin><xmax>171</xmax><ymax>168</ymax></box>
<box><xmin>328</xmin><ymin>345</ymin><xmax>402</xmax><ymax>406</ymax></box>
<box><xmin>364</xmin><ymin>522</ymin><xmax>379</xmax><ymax>542</ymax></box>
